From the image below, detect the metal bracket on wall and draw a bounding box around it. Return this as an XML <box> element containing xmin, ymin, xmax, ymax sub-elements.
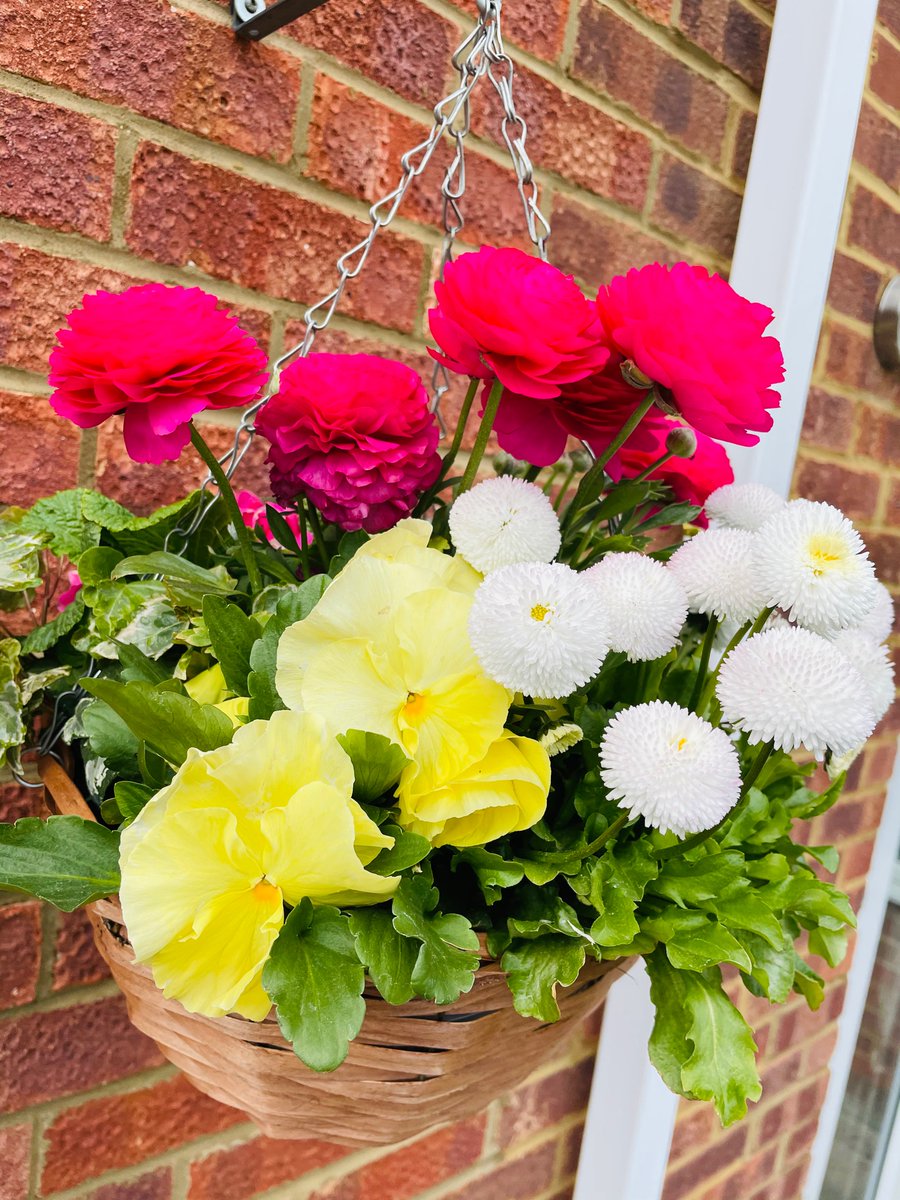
<box><xmin>231</xmin><ymin>0</ymin><xmax>329</xmax><ymax>40</ymax></box>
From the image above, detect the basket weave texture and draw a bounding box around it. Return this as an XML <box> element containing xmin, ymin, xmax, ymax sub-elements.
<box><xmin>41</xmin><ymin>758</ymin><xmax>626</xmax><ymax>1146</ymax></box>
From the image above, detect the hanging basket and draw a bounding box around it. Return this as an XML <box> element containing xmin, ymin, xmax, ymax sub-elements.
<box><xmin>41</xmin><ymin>757</ymin><xmax>626</xmax><ymax>1147</ymax></box>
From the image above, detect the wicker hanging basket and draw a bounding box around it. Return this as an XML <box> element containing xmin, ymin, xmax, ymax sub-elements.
<box><xmin>40</xmin><ymin>757</ymin><xmax>627</xmax><ymax>1147</ymax></box>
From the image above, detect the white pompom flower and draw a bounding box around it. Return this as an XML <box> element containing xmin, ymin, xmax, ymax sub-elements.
<box><xmin>468</xmin><ymin>562</ymin><xmax>609</xmax><ymax>699</ymax></box>
<box><xmin>853</xmin><ymin>580</ymin><xmax>895</xmax><ymax>644</ymax></box>
<box><xmin>599</xmin><ymin>701</ymin><xmax>742</xmax><ymax>838</ymax></box>
<box><xmin>449</xmin><ymin>476</ymin><xmax>561</xmax><ymax>574</ymax></box>
<box><xmin>586</xmin><ymin>553</ymin><xmax>688</xmax><ymax>661</ymax></box>
<box><xmin>705</xmin><ymin>482</ymin><xmax>786</xmax><ymax>532</ymax></box>
<box><xmin>667</xmin><ymin>528</ymin><xmax>766</xmax><ymax>624</ymax></box>
<box><xmin>830</xmin><ymin>629</ymin><xmax>896</xmax><ymax>725</ymax></box>
<box><xmin>716</xmin><ymin>626</ymin><xmax>876</xmax><ymax>759</ymax></box>
<box><xmin>753</xmin><ymin>499</ymin><xmax>876</xmax><ymax>633</ymax></box>
<box><xmin>540</xmin><ymin>722</ymin><xmax>584</xmax><ymax>757</ymax></box>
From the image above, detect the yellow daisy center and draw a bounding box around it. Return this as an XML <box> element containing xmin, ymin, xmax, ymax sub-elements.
<box><xmin>531</xmin><ymin>603</ymin><xmax>552</xmax><ymax>622</ymax></box>
<box><xmin>672</xmin><ymin>736</ymin><xmax>689</xmax><ymax>752</ymax></box>
<box><xmin>403</xmin><ymin>691</ymin><xmax>429</xmax><ymax>722</ymax></box>
<box><xmin>252</xmin><ymin>879</ymin><xmax>281</xmax><ymax>904</ymax></box>
<box><xmin>806</xmin><ymin>533</ymin><xmax>848</xmax><ymax>577</ymax></box>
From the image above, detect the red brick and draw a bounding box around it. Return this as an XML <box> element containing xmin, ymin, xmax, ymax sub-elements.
<box><xmin>0</xmin><ymin>995</ymin><xmax>163</xmax><ymax>1112</ymax></box>
<box><xmin>669</xmin><ymin>1102</ymin><xmax>720</xmax><ymax>1164</ymax></box>
<box><xmin>438</xmin><ymin>1142</ymin><xmax>557</xmax><ymax>1200</ymax></box>
<box><xmin>573</xmin><ymin>5</ymin><xmax>729</xmax><ymax>160</ymax></box>
<box><xmin>870</xmin><ymin>34</ymin><xmax>900</xmax><ymax>109</ymax></box>
<box><xmin>475</xmin><ymin>65</ymin><xmax>653</xmax><ymax>212</ymax></box>
<box><xmin>499</xmin><ymin>1059</ymin><xmax>594</xmax><ymax>1147</ymax></box>
<box><xmin>814</xmin><ymin>793</ymin><xmax>869</xmax><ymax>843</ymax></box>
<box><xmin>848</xmin><ymin>186</ymin><xmax>900</xmax><ymax>266</ymax></box>
<box><xmin>0</xmin><ymin>92</ymin><xmax>115</xmax><ymax>240</ymax></box>
<box><xmin>52</xmin><ymin>910</ymin><xmax>110</xmax><ymax>992</ymax></box>
<box><xmin>710</xmin><ymin>1142</ymin><xmax>779</xmax><ymax>1200</ymax></box>
<box><xmin>827</xmin><ymin>252</ymin><xmax>885</xmax><ymax>321</ymax></box>
<box><xmin>0</xmin><ymin>783</ymin><xmax>45</xmax><ymax>823</ymax></box>
<box><xmin>856</xmin><ymin>407</ymin><xmax>900</xmax><ymax>466</ymax></box>
<box><xmin>854</xmin><ymin>103</ymin><xmax>900</xmax><ymax>193</ymax></box>
<box><xmin>126</xmin><ymin>144</ymin><xmax>423</xmax><ymax>334</ymax></box>
<box><xmin>559</xmin><ymin>1120</ymin><xmax>586</xmax><ymax>1177</ymax></box>
<box><xmin>290</xmin><ymin>0</ymin><xmax>459</xmax><ymax>107</ymax></box>
<box><xmin>189</xmin><ymin>1135</ymin><xmax>348</xmax><ymax>1200</ymax></box>
<box><xmin>677</xmin><ymin>0</ymin><xmax>771</xmax><ymax>90</ymax></box>
<box><xmin>0</xmin><ymin>390</ymin><xmax>81</xmax><ymax>509</ymax></box>
<box><xmin>43</xmin><ymin>1075</ymin><xmax>243</xmax><ymax>1193</ymax></box>
<box><xmin>881</xmin><ymin>0</ymin><xmax>900</xmax><ymax>39</ymax></box>
<box><xmin>837</xmin><ymin>835</ymin><xmax>876</xmax><ymax>887</ymax></box>
<box><xmin>447</xmin><ymin>0</ymin><xmax>570</xmax><ymax>60</ymax></box>
<box><xmin>95</xmin><ymin>415</ymin><xmax>271</xmax><ymax>514</ymax></box>
<box><xmin>85</xmin><ymin>1170</ymin><xmax>172</xmax><ymax>1200</ymax></box>
<box><xmin>550</xmin><ymin>195</ymin><xmax>677</xmax><ymax>287</ymax></box>
<box><xmin>799</xmin><ymin>389</ymin><xmax>857</xmax><ymax>453</ymax></box>
<box><xmin>778</xmin><ymin>1161</ymin><xmax>808</xmax><ymax>1200</ymax></box>
<box><xmin>731</xmin><ymin>106</ymin><xmax>757</xmax><ymax>181</ymax></box>
<box><xmin>632</xmin><ymin>0</ymin><xmax>673</xmax><ymax>20</ymax></box>
<box><xmin>0</xmin><ymin>1123</ymin><xmax>30</xmax><ymax>1200</ymax></box>
<box><xmin>863</xmin><ymin>531</ymin><xmax>900</xmax><ymax>587</ymax></box>
<box><xmin>793</xmin><ymin>459</ymin><xmax>880</xmax><ymax>522</ymax></box>
<box><xmin>0</xmin><ymin>901</ymin><xmax>41</xmax><ymax>1009</ymax></box>
<box><xmin>758</xmin><ymin>1044</ymin><xmax>804</xmax><ymax>1100</ymax></box>
<box><xmin>661</xmin><ymin>1125</ymin><xmax>747</xmax><ymax>1200</ymax></box>
<box><xmin>306</xmin><ymin>75</ymin><xmax>530</xmax><ymax>248</ymax></box>
<box><xmin>826</xmin><ymin>324</ymin><xmax>900</xmax><ymax>401</ymax></box>
<box><xmin>651</xmin><ymin>155</ymin><xmax>742</xmax><ymax>257</ymax></box>
<box><xmin>0</xmin><ymin>0</ymin><xmax>300</xmax><ymax>161</ymax></box>
<box><xmin>862</xmin><ymin>740</ymin><xmax>898</xmax><ymax>788</ymax></box>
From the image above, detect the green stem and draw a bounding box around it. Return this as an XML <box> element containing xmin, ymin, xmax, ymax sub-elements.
<box><xmin>552</xmin><ymin>463</ymin><xmax>578</xmax><ymax>511</ymax></box>
<box><xmin>458</xmin><ymin>378</ymin><xmax>503</xmax><ymax>495</ymax></box>
<box><xmin>524</xmin><ymin>464</ymin><xmax>542</xmax><ymax>483</ymax></box>
<box><xmin>305</xmin><ymin>500</ymin><xmax>328</xmax><ymax>571</ymax></box>
<box><xmin>662</xmin><ymin>739</ymin><xmax>775</xmax><ymax>858</ymax></box>
<box><xmin>190</xmin><ymin>424</ymin><xmax>262</xmax><ymax>595</ymax></box>
<box><xmin>541</xmin><ymin>812</ymin><xmax>630</xmax><ymax>866</ymax></box>
<box><xmin>688</xmin><ymin>614</ymin><xmax>719</xmax><ymax>713</ymax></box>
<box><xmin>442</xmin><ymin>377</ymin><xmax>478</xmax><ymax>474</ymax></box>
<box><xmin>632</xmin><ymin>450</ymin><xmax>674</xmax><ymax>484</ymax></box>
<box><xmin>295</xmin><ymin>500</ymin><xmax>311</xmax><ymax>580</ymax></box>
<box><xmin>561</xmin><ymin>390</ymin><xmax>657</xmax><ymax>533</ymax></box>
<box><xmin>696</xmin><ymin>606</ymin><xmax>774</xmax><ymax>715</ymax></box>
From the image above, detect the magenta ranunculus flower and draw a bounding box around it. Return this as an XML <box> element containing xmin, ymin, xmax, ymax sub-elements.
<box><xmin>428</xmin><ymin>246</ymin><xmax>609</xmax><ymax>400</ymax></box>
<box><xmin>56</xmin><ymin>570</ymin><xmax>82</xmax><ymax>611</ymax></box>
<box><xmin>49</xmin><ymin>285</ymin><xmax>269</xmax><ymax>464</ymax></box>
<box><xmin>594</xmin><ymin>262</ymin><xmax>785</xmax><ymax>446</ymax></box>
<box><xmin>235</xmin><ymin>491</ymin><xmax>303</xmax><ymax>548</ymax></box>
<box><xmin>255</xmin><ymin>354</ymin><xmax>441</xmax><ymax>534</ymax></box>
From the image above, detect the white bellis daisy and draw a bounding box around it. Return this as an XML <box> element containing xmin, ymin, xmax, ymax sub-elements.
<box><xmin>754</xmin><ymin>500</ymin><xmax>876</xmax><ymax>633</ymax></box>
<box><xmin>586</xmin><ymin>553</ymin><xmax>689</xmax><ymax>661</ymax></box>
<box><xmin>716</xmin><ymin>626</ymin><xmax>876</xmax><ymax>759</ymax></box>
<box><xmin>667</xmin><ymin>528</ymin><xmax>765</xmax><ymax>624</ymax></box>
<box><xmin>449</xmin><ymin>476</ymin><xmax>561</xmax><ymax>574</ymax></box>
<box><xmin>853</xmin><ymin>580</ymin><xmax>895</xmax><ymax>644</ymax></box>
<box><xmin>830</xmin><ymin>629</ymin><xmax>895</xmax><ymax>725</ymax></box>
<box><xmin>468</xmin><ymin>562</ymin><xmax>609</xmax><ymax>699</ymax></box>
<box><xmin>705</xmin><ymin>482</ymin><xmax>785</xmax><ymax>532</ymax></box>
<box><xmin>599</xmin><ymin>701</ymin><xmax>741</xmax><ymax>838</ymax></box>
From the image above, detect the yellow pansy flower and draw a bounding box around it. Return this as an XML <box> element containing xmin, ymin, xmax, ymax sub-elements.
<box><xmin>397</xmin><ymin>732</ymin><xmax>551</xmax><ymax>848</ymax></box>
<box><xmin>184</xmin><ymin>663</ymin><xmax>230</xmax><ymax>706</ymax></box>
<box><xmin>119</xmin><ymin>711</ymin><xmax>396</xmax><ymax>1021</ymax></box>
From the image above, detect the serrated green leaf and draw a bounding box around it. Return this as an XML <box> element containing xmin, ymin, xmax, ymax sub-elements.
<box><xmin>20</xmin><ymin>491</ymin><xmax>99</xmax><ymax>559</ymax></box>
<box><xmin>0</xmin><ymin>815</ymin><xmax>120</xmax><ymax>910</ymax></box>
<box><xmin>82</xmin><ymin>491</ymin><xmax>203</xmax><ymax>557</ymax></box>
<box><xmin>21</xmin><ymin>596</ymin><xmax>85</xmax><ymax>654</ymax></box>
<box><xmin>202</xmin><ymin>595</ymin><xmax>261</xmax><ymax>696</ymax></box>
<box><xmin>507</xmin><ymin>894</ymin><xmax>589</xmax><ymax>942</ymax></box>
<box><xmin>735</xmin><ymin>930</ymin><xmax>794</xmax><ymax>1004</ymax></box>
<box><xmin>336</xmin><ymin>730</ymin><xmax>409</xmax><ymax>803</ymax></box>
<box><xmin>644</xmin><ymin>909</ymin><xmax>752</xmax><ymax>973</ymax></box>
<box><xmin>585</xmin><ymin>840</ymin><xmax>658</xmax><ymax>946</ymax></box>
<box><xmin>453</xmin><ymin>847</ymin><xmax>524</xmax><ymax>904</ymax></box>
<box><xmin>0</xmin><ymin>529</ymin><xmax>44</xmax><ymax>592</ymax></box>
<box><xmin>82</xmin><ymin>678</ymin><xmax>233</xmax><ymax>766</ymax></box>
<box><xmin>792</xmin><ymin>954</ymin><xmax>825</xmax><ymax>1009</ymax></box>
<box><xmin>116</xmin><ymin>642</ymin><xmax>170</xmax><ymax>684</ymax></box>
<box><xmin>262</xmin><ymin>901</ymin><xmax>365</xmax><ymax>1071</ymax></box>
<box><xmin>650</xmin><ymin>851</ymin><xmax>746</xmax><ymax>908</ymax></box>
<box><xmin>711</xmin><ymin>892</ymin><xmax>785</xmax><ymax>949</ymax></box>
<box><xmin>502</xmin><ymin>935</ymin><xmax>586</xmax><ymax>1021</ymax></box>
<box><xmin>391</xmin><ymin>872</ymin><xmax>479</xmax><ymax>1004</ymax></box>
<box><xmin>349</xmin><ymin>907</ymin><xmax>417</xmax><ymax>1004</ymax></box>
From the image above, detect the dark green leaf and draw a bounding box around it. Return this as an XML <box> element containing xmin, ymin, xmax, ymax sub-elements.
<box><xmin>453</xmin><ymin>847</ymin><xmax>525</xmax><ymax>904</ymax></box>
<box><xmin>21</xmin><ymin>597</ymin><xmax>85</xmax><ymax>654</ymax></box>
<box><xmin>0</xmin><ymin>815</ymin><xmax>120</xmax><ymax>910</ymax></box>
<box><xmin>792</xmin><ymin>954</ymin><xmax>825</xmax><ymax>1010</ymax></box>
<box><xmin>349</xmin><ymin>907</ymin><xmax>417</xmax><ymax>1004</ymax></box>
<box><xmin>202</xmin><ymin>595</ymin><xmax>261</xmax><ymax>695</ymax></box>
<box><xmin>368</xmin><ymin>825</ymin><xmax>430</xmax><ymax>875</ymax></box>
<box><xmin>112</xmin><ymin>553</ymin><xmax>235</xmax><ymax>606</ymax></box>
<box><xmin>81</xmin><ymin>699</ymin><xmax>140</xmax><ymax>772</ymax></box>
<box><xmin>113</xmin><ymin>781</ymin><xmax>155</xmax><ymax>822</ymax></box>
<box><xmin>336</xmin><ymin>730</ymin><xmax>409</xmax><ymax>803</ymax></box>
<box><xmin>502</xmin><ymin>935</ymin><xmax>585</xmax><ymax>1021</ymax></box>
<box><xmin>262</xmin><ymin>901</ymin><xmax>365</xmax><ymax>1072</ymax></box>
<box><xmin>391</xmin><ymin>872</ymin><xmax>479</xmax><ymax>1004</ymax></box>
<box><xmin>116</xmin><ymin>642</ymin><xmax>170</xmax><ymax>684</ymax></box>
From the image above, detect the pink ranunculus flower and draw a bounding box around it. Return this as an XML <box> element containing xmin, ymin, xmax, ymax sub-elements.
<box><xmin>49</xmin><ymin>285</ymin><xmax>269</xmax><ymax>464</ymax></box>
<box><xmin>235</xmin><ymin>490</ymin><xmax>303</xmax><ymax>547</ymax></box>
<box><xmin>57</xmin><ymin>570</ymin><xmax>82</xmax><ymax>611</ymax></box>
<box><xmin>594</xmin><ymin>262</ymin><xmax>785</xmax><ymax>446</ymax></box>
<box><xmin>428</xmin><ymin>246</ymin><xmax>610</xmax><ymax>400</ymax></box>
<box><xmin>255</xmin><ymin>354</ymin><xmax>441</xmax><ymax>534</ymax></box>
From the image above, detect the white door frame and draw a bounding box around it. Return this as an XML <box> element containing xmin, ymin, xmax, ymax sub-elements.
<box><xmin>575</xmin><ymin>2</ymin><xmax>880</xmax><ymax>1195</ymax></box>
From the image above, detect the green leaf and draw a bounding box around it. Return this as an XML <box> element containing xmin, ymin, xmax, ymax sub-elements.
<box><xmin>82</xmin><ymin>678</ymin><xmax>233</xmax><ymax>766</ymax></box>
<box><xmin>82</xmin><ymin>491</ymin><xmax>203</xmax><ymax>557</ymax></box>
<box><xmin>21</xmin><ymin>597</ymin><xmax>85</xmax><ymax>654</ymax></box>
<box><xmin>77</xmin><ymin>546</ymin><xmax>124</xmax><ymax>586</ymax></box>
<box><xmin>202</xmin><ymin>595</ymin><xmax>261</xmax><ymax>695</ymax></box>
<box><xmin>391</xmin><ymin>872</ymin><xmax>479</xmax><ymax>1004</ymax></box>
<box><xmin>712</xmin><ymin>892</ymin><xmax>785</xmax><ymax>949</ymax></box>
<box><xmin>81</xmin><ymin>700</ymin><xmax>140</xmax><ymax>773</ymax></box>
<box><xmin>116</xmin><ymin>642</ymin><xmax>170</xmax><ymax>684</ymax></box>
<box><xmin>276</xmin><ymin>575</ymin><xmax>332</xmax><ymax>625</ymax></box>
<box><xmin>808</xmin><ymin>924</ymin><xmax>850</xmax><ymax>968</ymax></box>
<box><xmin>349</xmin><ymin>907</ymin><xmax>417</xmax><ymax>1004</ymax></box>
<box><xmin>638</xmin><ymin>502</ymin><xmax>702</xmax><ymax>531</ymax></box>
<box><xmin>368</xmin><ymin>825</ymin><xmax>430</xmax><ymax>876</ymax></box>
<box><xmin>246</xmin><ymin>579</ymin><xmax>331</xmax><ymax>721</ymax></box>
<box><xmin>453</xmin><ymin>848</ymin><xmax>525</xmax><ymax>904</ymax></box>
<box><xmin>643</xmin><ymin>909</ymin><xmax>752</xmax><ymax>973</ymax></box>
<box><xmin>262</xmin><ymin>901</ymin><xmax>365</xmax><ymax>1072</ymax></box>
<box><xmin>792</xmin><ymin>954</ymin><xmax>825</xmax><ymax>1010</ymax></box>
<box><xmin>759</xmin><ymin>876</ymin><xmax>856</xmax><ymax>932</ymax></box>
<box><xmin>735</xmin><ymin>930</ymin><xmax>794</xmax><ymax>1004</ymax></box>
<box><xmin>0</xmin><ymin>815</ymin><xmax>121</xmax><ymax>910</ymax></box>
<box><xmin>650</xmin><ymin>851</ymin><xmax>746</xmax><ymax>908</ymax></box>
<box><xmin>0</xmin><ymin>529</ymin><xmax>44</xmax><ymax>591</ymax></box>
<box><xmin>336</xmin><ymin>730</ymin><xmax>410</xmax><ymax>803</ymax></box>
<box><xmin>507</xmin><ymin>894</ymin><xmax>589</xmax><ymax>942</ymax></box>
<box><xmin>113</xmin><ymin>781</ymin><xmax>155</xmax><ymax>822</ymax></box>
<box><xmin>646</xmin><ymin>951</ymin><xmax>761</xmax><ymax>1125</ymax></box>
<box><xmin>112</xmin><ymin>553</ymin><xmax>235</xmax><ymax>608</ymax></box>
<box><xmin>583</xmin><ymin>840</ymin><xmax>658</xmax><ymax>946</ymax></box>
<box><xmin>502</xmin><ymin>935</ymin><xmax>586</xmax><ymax>1022</ymax></box>
<box><xmin>329</xmin><ymin>530</ymin><xmax>370</xmax><ymax>575</ymax></box>
<box><xmin>20</xmin><ymin>490</ymin><xmax>100</xmax><ymax>559</ymax></box>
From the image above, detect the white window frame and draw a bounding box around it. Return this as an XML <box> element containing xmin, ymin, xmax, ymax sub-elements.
<box><xmin>575</xmin><ymin>3</ymin><xmax>880</xmax><ymax>1195</ymax></box>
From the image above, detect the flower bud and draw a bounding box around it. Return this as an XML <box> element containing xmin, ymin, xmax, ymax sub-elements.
<box><xmin>568</xmin><ymin>448</ymin><xmax>594</xmax><ymax>472</ymax></box>
<box><xmin>620</xmin><ymin>359</ymin><xmax>654</xmax><ymax>390</ymax></box>
<box><xmin>665</xmin><ymin>426</ymin><xmax>698</xmax><ymax>459</ymax></box>
<box><xmin>492</xmin><ymin>451</ymin><xmax>529</xmax><ymax>477</ymax></box>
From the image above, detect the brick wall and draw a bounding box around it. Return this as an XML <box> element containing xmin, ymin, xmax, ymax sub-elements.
<box><xmin>0</xmin><ymin>0</ymin><xmax>894</xmax><ymax>1197</ymax></box>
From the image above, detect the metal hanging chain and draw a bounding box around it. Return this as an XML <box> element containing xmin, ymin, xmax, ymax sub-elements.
<box><xmin>169</xmin><ymin>0</ymin><xmax>551</xmax><ymax>547</ymax></box>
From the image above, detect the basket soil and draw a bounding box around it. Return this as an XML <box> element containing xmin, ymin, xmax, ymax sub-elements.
<box><xmin>41</xmin><ymin>756</ymin><xmax>627</xmax><ymax>1147</ymax></box>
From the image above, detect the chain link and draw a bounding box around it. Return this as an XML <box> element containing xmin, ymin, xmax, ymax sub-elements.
<box><xmin>168</xmin><ymin>0</ymin><xmax>552</xmax><ymax>547</ymax></box>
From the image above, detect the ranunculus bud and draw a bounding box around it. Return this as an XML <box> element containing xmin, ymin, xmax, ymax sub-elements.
<box><xmin>492</xmin><ymin>451</ymin><xmax>529</xmax><ymax>477</ymax></box>
<box><xmin>620</xmin><ymin>359</ymin><xmax>654</xmax><ymax>390</ymax></box>
<box><xmin>568</xmin><ymin>448</ymin><xmax>594</xmax><ymax>472</ymax></box>
<box><xmin>666</xmin><ymin>426</ymin><xmax>698</xmax><ymax>459</ymax></box>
